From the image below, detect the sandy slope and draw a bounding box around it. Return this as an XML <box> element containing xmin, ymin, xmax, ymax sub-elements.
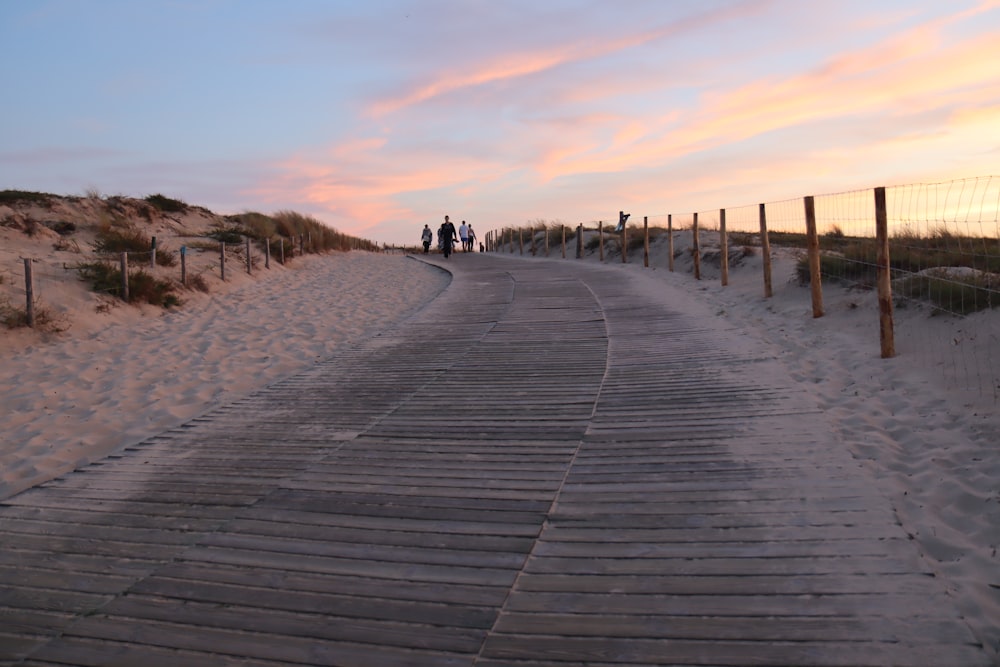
<box><xmin>2</xmin><ymin>207</ymin><xmax>998</xmax><ymax>657</ymax></box>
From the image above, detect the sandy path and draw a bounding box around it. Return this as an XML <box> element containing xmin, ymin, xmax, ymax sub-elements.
<box><xmin>0</xmin><ymin>252</ymin><xmax>449</xmax><ymax>500</ymax></box>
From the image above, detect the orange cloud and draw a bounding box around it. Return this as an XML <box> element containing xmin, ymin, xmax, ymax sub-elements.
<box><xmin>535</xmin><ymin>11</ymin><xmax>1000</xmax><ymax>183</ymax></box>
<box><xmin>369</xmin><ymin>2</ymin><xmax>768</xmax><ymax>116</ymax></box>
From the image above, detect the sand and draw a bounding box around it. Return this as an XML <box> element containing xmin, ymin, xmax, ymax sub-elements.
<box><xmin>0</xmin><ymin>208</ymin><xmax>450</xmax><ymax>501</ymax></box>
<box><xmin>2</xmin><ymin>216</ymin><xmax>998</xmax><ymax>657</ymax></box>
<box><xmin>515</xmin><ymin>232</ymin><xmax>1000</xmax><ymax>657</ymax></box>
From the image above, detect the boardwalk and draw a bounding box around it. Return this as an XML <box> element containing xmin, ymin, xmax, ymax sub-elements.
<box><xmin>0</xmin><ymin>254</ymin><xmax>990</xmax><ymax>666</ymax></box>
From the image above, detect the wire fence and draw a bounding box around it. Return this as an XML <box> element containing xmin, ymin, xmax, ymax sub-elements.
<box><xmin>1</xmin><ymin>234</ymin><xmax>315</xmax><ymax>330</ymax></box>
<box><xmin>486</xmin><ymin>176</ymin><xmax>1000</xmax><ymax>401</ymax></box>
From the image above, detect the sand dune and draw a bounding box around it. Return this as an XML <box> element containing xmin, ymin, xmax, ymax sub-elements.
<box><xmin>2</xmin><ymin>210</ymin><xmax>998</xmax><ymax>656</ymax></box>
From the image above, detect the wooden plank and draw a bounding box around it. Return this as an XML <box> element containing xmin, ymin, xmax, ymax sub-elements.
<box><xmin>0</xmin><ymin>254</ymin><xmax>989</xmax><ymax>666</ymax></box>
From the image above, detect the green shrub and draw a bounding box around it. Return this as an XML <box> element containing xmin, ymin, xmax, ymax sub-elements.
<box><xmin>0</xmin><ymin>296</ymin><xmax>66</xmax><ymax>331</ymax></box>
<box><xmin>75</xmin><ymin>261</ymin><xmax>180</xmax><ymax>307</ymax></box>
<box><xmin>229</xmin><ymin>212</ymin><xmax>277</xmax><ymax>240</ymax></box>
<box><xmin>206</xmin><ymin>226</ymin><xmax>246</xmax><ymax>244</ymax></box>
<box><xmin>0</xmin><ymin>190</ymin><xmax>55</xmax><ymax>206</ymax></box>
<box><xmin>894</xmin><ymin>270</ymin><xmax>998</xmax><ymax>315</ymax></box>
<box><xmin>92</xmin><ymin>221</ymin><xmax>176</xmax><ymax>267</ymax></box>
<box><xmin>145</xmin><ymin>193</ymin><xmax>188</xmax><ymax>213</ymax></box>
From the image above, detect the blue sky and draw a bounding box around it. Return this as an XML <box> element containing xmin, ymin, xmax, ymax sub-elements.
<box><xmin>2</xmin><ymin>0</ymin><xmax>998</xmax><ymax>244</ymax></box>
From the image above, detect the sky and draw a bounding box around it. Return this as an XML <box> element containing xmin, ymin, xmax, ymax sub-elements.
<box><xmin>2</xmin><ymin>0</ymin><xmax>999</xmax><ymax>245</ymax></box>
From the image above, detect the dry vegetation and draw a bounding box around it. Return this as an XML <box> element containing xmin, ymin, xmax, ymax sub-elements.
<box><xmin>506</xmin><ymin>220</ymin><xmax>1000</xmax><ymax>316</ymax></box>
<box><xmin>0</xmin><ymin>190</ymin><xmax>380</xmax><ymax>330</ymax></box>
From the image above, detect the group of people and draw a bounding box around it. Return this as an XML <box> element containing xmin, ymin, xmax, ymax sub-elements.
<box><xmin>421</xmin><ymin>216</ymin><xmax>477</xmax><ymax>258</ymax></box>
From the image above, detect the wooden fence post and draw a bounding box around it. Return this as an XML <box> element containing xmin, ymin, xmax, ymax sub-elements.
<box><xmin>720</xmin><ymin>208</ymin><xmax>728</xmax><ymax>286</ymax></box>
<box><xmin>220</xmin><ymin>242</ymin><xmax>226</xmax><ymax>282</ymax></box>
<box><xmin>599</xmin><ymin>222</ymin><xmax>604</xmax><ymax>261</ymax></box>
<box><xmin>561</xmin><ymin>225</ymin><xmax>566</xmax><ymax>259</ymax></box>
<box><xmin>519</xmin><ymin>228</ymin><xmax>524</xmax><ymax>255</ymax></box>
<box><xmin>120</xmin><ymin>252</ymin><xmax>129</xmax><ymax>302</ymax></box>
<box><xmin>150</xmin><ymin>236</ymin><xmax>157</xmax><ymax>268</ymax></box>
<box><xmin>530</xmin><ymin>227</ymin><xmax>536</xmax><ymax>256</ymax></box>
<box><xmin>246</xmin><ymin>237</ymin><xmax>252</xmax><ymax>275</ymax></box>
<box><xmin>23</xmin><ymin>258</ymin><xmax>34</xmax><ymax>328</ymax></box>
<box><xmin>668</xmin><ymin>214</ymin><xmax>674</xmax><ymax>272</ymax></box>
<box><xmin>180</xmin><ymin>246</ymin><xmax>187</xmax><ymax>286</ymax></box>
<box><xmin>759</xmin><ymin>203</ymin><xmax>773</xmax><ymax>298</ymax></box>
<box><xmin>643</xmin><ymin>216</ymin><xmax>649</xmax><ymax>268</ymax></box>
<box><xmin>692</xmin><ymin>212</ymin><xmax>701</xmax><ymax>280</ymax></box>
<box><xmin>280</xmin><ymin>239</ymin><xmax>285</xmax><ymax>264</ymax></box>
<box><xmin>544</xmin><ymin>226</ymin><xmax>549</xmax><ymax>256</ymax></box>
<box><xmin>875</xmin><ymin>186</ymin><xmax>895</xmax><ymax>358</ymax></box>
<box><xmin>804</xmin><ymin>195</ymin><xmax>823</xmax><ymax>318</ymax></box>
<box><xmin>576</xmin><ymin>224</ymin><xmax>583</xmax><ymax>258</ymax></box>
<box><xmin>265</xmin><ymin>238</ymin><xmax>270</xmax><ymax>269</ymax></box>
<box><xmin>621</xmin><ymin>222</ymin><xmax>627</xmax><ymax>264</ymax></box>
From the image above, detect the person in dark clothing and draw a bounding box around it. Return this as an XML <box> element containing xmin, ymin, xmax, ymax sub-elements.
<box><xmin>441</xmin><ymin>215</ymin><xmax>457</xmax><ymax>258</ymax></box>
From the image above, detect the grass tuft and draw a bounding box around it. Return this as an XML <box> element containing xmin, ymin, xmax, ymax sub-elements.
<box><xmin>75</xmin><ymin>261</ymin><xmax>180</xmax><ymax>307</ymax></box>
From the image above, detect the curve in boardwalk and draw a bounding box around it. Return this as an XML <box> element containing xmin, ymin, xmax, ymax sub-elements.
<box><xmin>0</xmin><ymin>254</ymin><xmax>989</xmax><ymax>667</ymax></box>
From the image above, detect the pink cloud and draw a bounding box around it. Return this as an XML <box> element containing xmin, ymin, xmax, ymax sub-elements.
<box><xmin>368</xmin><ymin>1</ymin><xmax>771</xmax><ymax>117</ymax></box>
<box><xmin>534</xmin><ymin>9</ymin><xmax>1000</xmax><ymax>183</ymax></box>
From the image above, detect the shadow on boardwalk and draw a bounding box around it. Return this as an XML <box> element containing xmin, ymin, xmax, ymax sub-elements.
<box><xmin>0</xmin><ymin>254</ymin><xmax>991</xmax><ymax>666</ymax></box>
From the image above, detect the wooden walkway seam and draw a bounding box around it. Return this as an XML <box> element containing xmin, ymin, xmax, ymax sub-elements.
<box><xmin>0</xmin><ymin>254</ymin><xmax>991</xmax><ymax>667</ymax></box>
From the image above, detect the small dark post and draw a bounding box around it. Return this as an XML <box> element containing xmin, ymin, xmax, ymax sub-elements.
<box><xmin>23</xmin><ymin>258</ymin><xmax>34</xmax><ymax>328</ymax></box>
<box><xmin>519</xmin><ymin>228</ymin><xmax>524</xmax><ymax>255</ymax></box>
<box><xmin>561</xmin><ymin>225</ymin><xmax>566</xmax><ymax>259</ymax></box>
<box><xmin>150</xmin><ymin>236</ymin><xmax>157</xmax><ymax>268</ymax></box>
<box><xmin>246</xmin><ymin>236</ymin><xmax>252</xmax><ymax>275</ymax></box>
<box><xmin>692</xmin><ymin>212</ymin><xmax>701</xmax><ymax>280</ymax></box>
<box><xmin>720</xmin><ymin>208</ymin><xmax>728</xmax><ymax>286</ymax></box>
<box><xmin>620</xmin><ymin>213</ymin><xmax>628</xmax><ymax>264</ymax></box>
<box><xmin>576</xmin><ymin>224</ymin><xmax>583</xmax><ymax>258</ymax></box>
<box><xmin>120</xmin><ymin>252</ymin><xmax>129</xmax><ymax>301</ymax></box>
<box><xmin>220</xmin><ymin>241</ymin><xmax>226</xmax><ymax>281</ymax></box>
<box><xmin>668</xmin><ymin>214</ymin><xmax>674</xmax><ymax>272</ymax></box>
<box><xmin>599</xmin><ymin>222</ymin><xmax>604</xmax><ymax>261</ymax></box>
<box><xmin>875</xmin><ymin>186</ymin><xmax>895</xmax><ymax>358</ymax></box>
<box><xmin>265</xmin><ymin>238</ymin><xmax>270</xmax><ymax>269</ymax></box>
<box><xmin>280</xmin><ymin>238</ymin><xmax>285</xmax><ymax>264</ymax></box>
<box><xmin>759</xmin><ymin>203</ymin><xmax>773</xmax><ymax>298</ymax></box>
<box><xmin>180</xmin><ymin>246</ymin><xmax>187</xmax><ymax>286</ymax></box>
<box><xmin>804</xmin><ymin>195</ymin><xmax>823</xmax><ymax>318</ymax></box>
<box><xmin>643</xmin><ymin>216</ymin><xmax>649</xmax><ymax>268</ymax></box>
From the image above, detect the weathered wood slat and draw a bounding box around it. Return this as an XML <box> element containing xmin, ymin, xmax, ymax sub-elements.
<box><xmin>0</xmin><ymin>255</ymin><xmax>990</xmax><ymax>666</ymax></box>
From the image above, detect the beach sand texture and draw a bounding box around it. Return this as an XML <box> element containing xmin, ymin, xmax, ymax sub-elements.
<box><xmin>2</xmin><ymin>199</ymin><xmax>999</xmax><ymax>657</ymax></box>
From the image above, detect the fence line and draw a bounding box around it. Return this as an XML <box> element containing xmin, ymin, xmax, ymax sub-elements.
<box><xmin>2</xmin><ymin>233</ymin><xmax>327</xmax><ymax>329</ymax></box>
<box><xmin>488</xmin><ymin>176</ymin><xmax>1000</xmax><ymax>401</ymax></box>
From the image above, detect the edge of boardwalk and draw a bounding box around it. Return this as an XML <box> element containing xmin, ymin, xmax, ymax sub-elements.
<box><xmin>0</xmin><ymin>252</ymin><xmax>992</xmax><ymax>666</ymax></box>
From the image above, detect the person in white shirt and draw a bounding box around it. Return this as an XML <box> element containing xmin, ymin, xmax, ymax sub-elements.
<box><xmin>458</xmin><ymin>221</ymin><xmax>469</xmax><ymax>252</ymax></box>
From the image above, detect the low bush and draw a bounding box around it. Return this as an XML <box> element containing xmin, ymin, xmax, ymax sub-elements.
<box><xmin>0</xmin><ymin>190</ymin><xmax>55</xmax><ymax>206</ymax></box>
<box><xmin>0</xmin><ymin>296</ymin><xmax>67</xmax><ymax>332</ymax></box>
<box><xmin>145</xmin><ymin>193</ymin><xmax>188</xmax><ymax>213</ymax></box>
<box><xmin>92</xmin><ymin>221</ymin><xmax>176</xmax><ymax>267</ymax></box>
<box><xmin>75</xmin><ymin>261</ymin><xmax>180</xmax><ymax>307</ymax></box>
<box><xmin>206</xmin><ymin>226</ymin><xmax>246</xmax><ymax>245</ymax></box>
<box><xmin>894</xmin><ymin>269</ymin><xmax>999</xmax><ymax>315</ymax></box>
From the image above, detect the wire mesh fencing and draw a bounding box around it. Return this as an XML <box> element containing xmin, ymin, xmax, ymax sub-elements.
<box><xmin>489</xmin><ymin>176</ymin><xmax>1000</xmax><ymax>401</ymax></box>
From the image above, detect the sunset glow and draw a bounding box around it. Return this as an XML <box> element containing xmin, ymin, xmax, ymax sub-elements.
<box><xmin>1</xmin><ymin>0</ymin><xmax>998</xmax><ymax>245</ymax></box>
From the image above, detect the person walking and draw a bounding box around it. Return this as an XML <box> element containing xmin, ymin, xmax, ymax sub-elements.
<box><xmin>441</xmin><ymin>215</ymin><xmax>457</xmax><ymax>258</ymax></box>
<box><xmin>421</xmin><ymin>224</ymin><xmax>433</xmax><ymax>253</ymax></box>
<box><xmin>458</xmin><ymin>220</ymin><xmax>469</xmax><ymax>252</ymax></box>
<box><xmin>467</xmin><ymin>224</ymin><xmax>476</xmax><ymax>252</ymax></box>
